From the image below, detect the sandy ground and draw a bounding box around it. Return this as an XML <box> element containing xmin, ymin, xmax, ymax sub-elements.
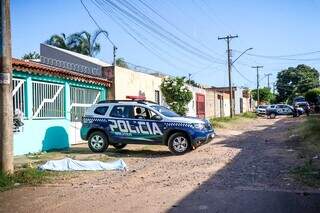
<box><xmin>1</xmin><ymin>117</ymin><xmax>320</xmax><ymax>213</ymax></box>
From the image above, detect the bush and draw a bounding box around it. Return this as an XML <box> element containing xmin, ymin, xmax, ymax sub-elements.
<box><xmin>305</xmin><ymin>88</ymin><xmax>320</xmax><ymax>104</ymax></box>
<box><xmin>160</xmin><ymin>77</ymin><xmax>193</xmax><ymax>115</ymax></box>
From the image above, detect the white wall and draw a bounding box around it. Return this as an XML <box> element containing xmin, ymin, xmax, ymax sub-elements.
<box><xmin>234</xmin><ymin>87</ymin><xmax>244</xmax><ymax>115</ymax></box>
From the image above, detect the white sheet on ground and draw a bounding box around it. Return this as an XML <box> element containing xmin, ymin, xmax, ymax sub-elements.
<box><xmin>38</xmin><ymin>158</ymin><xmax>127</xmax><ymax>171</ymax></box>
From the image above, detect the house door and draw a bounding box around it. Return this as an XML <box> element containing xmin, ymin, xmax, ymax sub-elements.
<box><xmin>196</xmin><ymin>93</ymin><xmax>205</xmax><ymax>118</ymax></box>
<box><xmin>240</xmin><ymin>98</ymin><xmax>243</xmax><ymax>113</ymax></box>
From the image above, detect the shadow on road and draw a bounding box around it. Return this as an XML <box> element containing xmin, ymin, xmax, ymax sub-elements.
<box><xmin>168</xmin><ymin>118</ymin><xmax>320</xmax><ymax>213</ymax></box>
<box><xmin>64</xmin><ymin>145</ymin><xmax>172</xmax><ymax>158</ymax></box>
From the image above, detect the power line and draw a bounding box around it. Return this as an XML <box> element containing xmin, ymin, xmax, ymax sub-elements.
<box><xmin>92</xmin><ymin>0</ymin><xmax>216</xmax><ymax>71</ymax></box>
<box><xmin>96</xmin><ymin>0</ymin><xmax>225</xmax><ymax>64</ymax></box>
<box><xmin>232</xmin><ymin>65</ymin><xmax>254</xmax><ymax>84</ymax></box>
<box><xmin>252</xmin><ymin>66</ymin><xmax>264</xmax><ymax>105</ymax></box>
<box><xmin>136</xmin><ymin>0</ymin><xmax>225</xmax><ymax>58</ymax></box>
<box><xmin>244</xmin><ymin>52</ymin><xmax>320</xmax><ymax>61</ymax></box>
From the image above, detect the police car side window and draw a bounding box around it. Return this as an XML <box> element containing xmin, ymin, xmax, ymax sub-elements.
<box><xmin>94</xmin><ymin>106</ymin><xmax>109</xmax><ymax>116</ymax></box>
<box><xmin>110</xmin><ymin>105</ymin><xmax>134</xmax><ymax>118</ymax></box>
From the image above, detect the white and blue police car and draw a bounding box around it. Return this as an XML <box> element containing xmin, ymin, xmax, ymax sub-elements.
<box><xmin>80</xmin><ymin>100</ymin><xmax>215</xmax><ymax>155</ymax></box>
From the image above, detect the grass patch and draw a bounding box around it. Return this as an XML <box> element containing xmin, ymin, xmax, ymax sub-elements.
<box><xmin>0</xmin><ymin>167</ymin><xmax>54</xmax><ymax>192</ymax></box>
<box><xmin>210</xmin><ymin>112</ymin><xmax>257</xmax><ymax>128</ymax></box>
<box><xmin>297</xmin><ymin>115</ymin><xmax>320</xmax><ymax>158</ymax></box>
<box><xmin>291</xmin><ymin>161</ymin><xmax>320</xmax><ymax>187</ymax></box>
<box><xmin>292</xmin><ymin>115</ymin><xmax>320</xmax><ymax>186</ymax></box>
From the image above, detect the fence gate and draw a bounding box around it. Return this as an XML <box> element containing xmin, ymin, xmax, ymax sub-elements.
<box><xmin>69</xmin><ymin>87</ymin><xmax>101</xmax><ymax>144</ymax></box>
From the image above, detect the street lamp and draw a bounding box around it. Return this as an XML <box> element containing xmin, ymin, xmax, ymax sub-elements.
<box><xmin>228</xmin><ymin>47</ymin><xmax>253</xmax><ymax>117</ymax></box>
<box><xmin>232</xmin><ymin>47</ymin><xmax>253</xmax><ymax>65</ymax></box>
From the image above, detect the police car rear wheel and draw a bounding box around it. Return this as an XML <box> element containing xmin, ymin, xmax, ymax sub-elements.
<box><xmin>112</xmin><ymin>143</ymin><xmax>127</xmax><ymax>149</ymax></box>
<box><xmin>88</xmin><ymin>131</ymin><xmax>108</xmax><ymax>153</ymax></box>
<box><xmin>168</xmin><ymin>133</ymin><xmax>190</xmax><ymax>155</ymax></box>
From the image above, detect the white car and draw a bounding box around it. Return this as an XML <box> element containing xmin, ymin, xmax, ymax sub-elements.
<box><xmin>256</xmin><ymin>105</ymin><xmax>268</xmax><ymax>115</ymax></box>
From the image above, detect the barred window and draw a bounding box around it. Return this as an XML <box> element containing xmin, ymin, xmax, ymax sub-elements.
<box><xmin>32</xmin><ymin>81</ymin><xmax>65</xmax><ymax>118</ymax></box>
<box><xmin>12</xmin><ymin>78</ymin><xmax>26</xmax><ymax>116</ymax></box>
<box><xmin>70</xmin><ymin>87</ymin><xmax>101</xmax><ymax>122</ymax></box>
<box><xmin>155</xmin><ymin>90</ymin><xmax>160</xmax><ymax>104</ymax></box>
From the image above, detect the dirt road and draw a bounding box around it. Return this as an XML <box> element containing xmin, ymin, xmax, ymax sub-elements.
<box><xmin>1</xmin><ymin>117</ymin><xmax>320</xmax><ymax>213</ymax></box>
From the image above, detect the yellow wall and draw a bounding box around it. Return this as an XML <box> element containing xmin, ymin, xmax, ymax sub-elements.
<box><xmin>114</xmin><ymin>66</ymin><xmax>163</xmax><ymax>103</ymax></box>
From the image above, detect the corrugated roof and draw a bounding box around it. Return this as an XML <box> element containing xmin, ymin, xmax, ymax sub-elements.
<box><xmin>41</xmin><ymin>43</ymin><xmax>111</xmax><ymax>67</ymax></box>
<box><xmin>12</xmin><ymin>58</ymin><xmax>112</xmax><ymax>87</ymax></box>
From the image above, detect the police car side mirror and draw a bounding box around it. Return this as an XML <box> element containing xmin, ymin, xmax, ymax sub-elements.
<box><xmin>151</xmin><ymin>115</ymin><xmax>162</xmax><ymax>121</ymax></box>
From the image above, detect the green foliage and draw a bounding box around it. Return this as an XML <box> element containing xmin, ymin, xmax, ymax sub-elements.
<box><xmin>116</xmin><ymin>57</ymin><xmax>129</xmax><ymax>68</ymax></box>
<box><xmin>276</xmin><ymin>64</ymin><xmax>319</xmax><ymax>103</ymax></box>
<box><xmin>210</xmin><ymin>112</ymin><xmax>257</xmax><ymax>128</ymax></box>
<box><xmin>45</xmin><ymin>30</ymin><xmax>106</xmax><ymax>56</ymax></box>
<box><xmin>0</xmin><ymin>167</ymin><xmax>53</xmax><ymax>191</ymax></box>
<box><xmin>251</xmin><ymin>87</ymin><xmax>273</xmax><ymax>103</ymax></box>
<box><xmin>160</xmin><ymin>77</ymin><xmax>192</xmax><ymax>115</ymax></box>
<box><xmin>305</xmin><ymin>88</ymin><xmax>320</xmax><ymax>104</ymax></box>
<box><xmin>22</xmin><ymin>51</ymin><xmax>40</xmax><ymax>60</ymax></box>
<box><xmin>291</xmin><ymin>115</ymin><xmax>320</xmax><ymax>187</ymax></box>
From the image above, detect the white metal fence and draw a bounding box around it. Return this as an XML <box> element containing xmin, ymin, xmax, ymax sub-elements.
<box><xmin>32</xmin><ymin>81</ymin><xmax>65</xmax><ymax>118</ymax></box>
<box><xmin>70</xmin><ymin>87</ymin><xmax>101</xmax><ymax>122</ymax></box>
<box><xmin>12</xmin><ymin>78</ymin><xmax>26</xmax><ymax>115</ymax></box>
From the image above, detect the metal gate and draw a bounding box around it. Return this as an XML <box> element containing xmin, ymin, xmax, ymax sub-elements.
<box><xmin>69</xmin><ymin>87</ymin><xmax>101</xmax><ymax>144</ymax></box>
<box><xmin>196</xmin><ymin>93</ymin><xmax>205</xmax><ymax>118</ymax></box>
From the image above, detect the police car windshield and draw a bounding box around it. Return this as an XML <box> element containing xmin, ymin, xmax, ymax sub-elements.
<box><xmin>151</xmin><ymin>106</ymin><xmax>180</xmax><ymax>117</ymax></box>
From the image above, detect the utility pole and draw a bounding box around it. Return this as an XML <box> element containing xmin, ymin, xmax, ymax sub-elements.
<box><xmin>0</xmin><ymin>0</ymin><xmax>14</xmax><ymax>173</ymax></box>
<box><xmin>265</xmin><ymin>73</ymin><xmax>272</xmax><ymax>89</ymax></box>
<box><xmin>252</xmin><ymin>66</ymin><xmax>264</xmax><ymax>106</ymax></box>
<box><xmin>112</xmin><ymin>45</ymin><xmax>117</xmax><ymax>66</ymax></box>
<box><xmin>272</xmin><ymin>82</ymin><xmax>275</xmax><ymax>94</ymax></box>
<box><xmin>110</xmin><ymin>45</ymin><xmax>117</xmax><ymax>100</ymax></box>
<box><xmin>188</xmin><ymin>73</ymin><xmax>191</xmax><ymax>82</ymax></box>
<box><xmin>218</xmin><ymin>34</ymin><xmax>238</xmax><ymax>118</ymax></box>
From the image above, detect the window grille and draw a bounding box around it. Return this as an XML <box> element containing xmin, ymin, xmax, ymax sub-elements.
<box><xmin>70</xmin><ymin>87</ymin><xmax>101</xmax><ymax>122</ymax></box>
<box><xmin>155</xmin><ymin>90</ymin><xmax>160</xmax><ymax>104</ymax></box>
<box><xmin>12</xmin><ymin>78</ymin><xmax>26</xmax><ymax>115</ymax></box>
<box><xmin>32</xmin><ymin>81</ymin><xmax>65</xmax><ymax>118</ymax></box>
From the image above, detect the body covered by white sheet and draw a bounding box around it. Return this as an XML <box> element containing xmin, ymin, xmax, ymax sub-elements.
<box><xmin>38</xmin><ymin>158</ymin><xmax>127</xmax><ymax>171</ymax></box>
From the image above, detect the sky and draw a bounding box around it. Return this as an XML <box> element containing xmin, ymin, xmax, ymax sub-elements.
<box><xmin>11</xmin><ymin>0</ymin><xmax>320</xmax><ymax>89</ymax></box>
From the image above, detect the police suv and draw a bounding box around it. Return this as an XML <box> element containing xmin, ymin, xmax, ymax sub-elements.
<box><xmin>80</xmin><ymin>100</ymin><xmax>215</xmax><ymax>155</ymax></box>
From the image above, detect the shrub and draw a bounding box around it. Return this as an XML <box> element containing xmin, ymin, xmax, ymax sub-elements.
<box><xmin>160</xmin><ymin>77</ymin><xmax>193</xmax><ymax>115</ymax></box>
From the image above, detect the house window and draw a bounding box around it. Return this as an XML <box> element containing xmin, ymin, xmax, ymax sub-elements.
<box><xmin>32</xmin><ymin>81</ymin><xmax>65</xmax><ymax>118</ymax></box>
<box><xmin>155</xmin><ymin>90</ymin><xmax>160</xmax><ymax>104</ymax></box>
<box><xmin>70</xmin><ymin>87</ymin><xmax>101</xmax><ymax>122</ymax></box>
<box><xmin>12</xmin><ymin>78</ymin><xmax>26</xmax><ymax>116</ymax></box>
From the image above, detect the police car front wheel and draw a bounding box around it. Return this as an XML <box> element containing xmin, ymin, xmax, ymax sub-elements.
<box><xmin>88</xmin><ymin>131</ymin><xmax>108</xmax><ymax>153</ymax></box>
<box><xmin>168</xmin><ymin>133</ymin><xmax>191</xmax><ymax>155</ymax></box>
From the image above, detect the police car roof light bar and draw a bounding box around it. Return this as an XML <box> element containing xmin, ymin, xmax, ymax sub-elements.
<box><xmin>97</xmin><ymin>99</ymin><xmax>157</xmax><ymax>105</ymax></box>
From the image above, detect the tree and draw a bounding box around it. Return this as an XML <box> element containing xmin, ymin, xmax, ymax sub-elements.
<box><xmin>22</xmin><ymin>51</ymin><xmax>40</xmax><ymax>60</ymax></box>
<box><xmin>276</xmin><ymin>64</ymin><xmax>319</xmax><ymax>103</ymax></box>
<box><xmin>116</xmin><ymin>57</ymin><xmax>129</xmax><ymax>68</ymax></box>
<box><xmin>45</xmin><ymin>30</ymin><xmax>107</xmax><ymax>56</ymax></box>
<box><xmin>305</xmin><ymin>88</ymin><xmax>320</xmax><ymax>104</ymax></box>
<box><xmin>45</xmin><ymin>33</ymin><xmax>69</xmax><ymax>50</ymax></box>
<box><xmin>251</xmin><ymin>87</ymin><xmax>273</xmax><ymax>103</ymax></box>
<box><xmin>160</xmin><ymin>77</ymin><xmax>193</xmax><ymax>115</ymax></box>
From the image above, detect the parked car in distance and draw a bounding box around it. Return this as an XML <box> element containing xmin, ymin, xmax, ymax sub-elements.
<box><xmin>295</xmin><ymin>101</ymin><xmax>310</xmax><ymax>116</ymax></box>
<box><xmin>256</xmin><ymin>105</ymin><xmax>268</xmax><ymax>115</ymax></box>
<box><xmin>80</xmin><ymin>100</ymin><xmax>215</xmax><ymax>155</ymax></box>
<box><xmin>293</xmin><ymin>96</ymin><xmax>305</xmax><ymax>105</ymax></box>
<box><xmin>266</xmin><ymin>104</ymin><xmax>303</xmax><ymax>118</ymax></box>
